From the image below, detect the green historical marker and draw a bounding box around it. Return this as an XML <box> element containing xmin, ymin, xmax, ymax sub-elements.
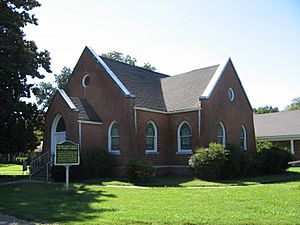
<box><xmin>55</xmin><ymin>141</ymin><xmax>80</xmax><ymax>189</ymax></box>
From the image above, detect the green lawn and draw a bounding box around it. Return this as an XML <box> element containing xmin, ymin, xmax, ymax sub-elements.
<box><xmin>0</xmin><ymin>164</ymin><xmax>29</xmax><ymax>176</ymax></box>
<box><xmin>85</xmin><ymin>167</ymin><xmax>300</xmax><ymax>187</ymax></box>
<box><xmin>0</xmin><ymin>170</ymin><xmax>300</xmax><ymax>224</ymax></box>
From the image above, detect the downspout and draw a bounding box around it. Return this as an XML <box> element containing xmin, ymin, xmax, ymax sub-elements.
<box><xmin>78</xmin><ymin>121</ymin><xmax>82</xmax><ymax>147</ymax></box>
<box><xmin>198</xmin><ymin>100</ymin><xmax>202</xmax><ymax>139</ymax></box>
<box><xmin>134</xmin><ymin>107</ymin><xmax>137</xmax><ymax>131</ymax></box>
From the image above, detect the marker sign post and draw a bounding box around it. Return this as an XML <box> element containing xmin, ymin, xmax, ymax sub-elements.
<box><xmin>54</xmin><ymin>141</ymin><xmax>80</xmax><ymax>190</ymax></box>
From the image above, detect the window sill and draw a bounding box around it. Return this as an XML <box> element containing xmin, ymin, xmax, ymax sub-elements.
<box><xmin>109</xmin><ymin>151</ymin><xmax>120</xmax><ymax>155</ymax></box>
<box><xmin>176</xmin><ymin>150</ymin><xmax>193</xmax><ymax>155</ymax></box>
<box><xmin>145</xmin><ymin>151</ymin><xmax>159</xmax><ymax>155</ymax></box>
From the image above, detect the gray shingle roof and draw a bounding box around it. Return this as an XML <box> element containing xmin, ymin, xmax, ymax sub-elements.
<box><xmin>102</xmin><ymin>57</ymin><xmax>169</xmax><ymax>111</ymax></box>
<box><xmin>254</xmin><ymin>110</ymin><xmax>300</xmax><ymax>138</ymax></box>
<box><xmin>161</xmin><ymin>66</ymin><xmax>219</xmax><ymax>111</ymax></box>
<box><xmin>69</xmin><ymin>97</ymin><xmax>102</xmax><ymax>123</ymax></box>
<box><xmin>101</xmin><ymin>57</ymin><xmax>219</xmax><ymax>112</ymax></box>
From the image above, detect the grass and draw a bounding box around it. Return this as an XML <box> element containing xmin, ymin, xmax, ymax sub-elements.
<box><xmin>0</xmin><ymin>181</ymin><xmax>299</xmax><ymax>224</ymax></box>
<box><xmin>0</xmin><ymin>164</ymin><xmax>29</xmax><ymax>176</ymax></box>
<box><xmin>84</xmin><ymin>167</ymin><xmax>300</xmax><ymax>187</ymax></box>
<box><xmin>0</xmin><ymin>167</ymin><xmax>299</xmax><ymax>224</ymax></box>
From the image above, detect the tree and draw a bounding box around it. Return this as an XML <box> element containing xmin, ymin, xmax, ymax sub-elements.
<box><xmin>101</xmin><ymin>51</ymin><xmax>137</xmax><ymax>65</ymax></box>
<box><xmin>55</xmin><ymin>66</ymin><xmax>72</xmax><ymax>89</ymax></box>
<box><xmin>286</xmin><ymin>97</ymin><xmax>300</xmax><ymax>111</ymax></box>
<box><xmin>142</xmin><ymin>62</ymin><xmax>156</xmax><ymax>71</ymax></box>
<box><xmin>34</xmin><ymin>66</ymin><xmax>72</xmax><ymax>110</ymax></box>
<box><xmin>101</xmin><ymin>51</ymin><xmax>156</xmax><ymax>71</ymax></box>
<box><xmin>253</xmin><ymin>106</ymin><xmax>279</xmax><ymax>114</ymax></box>
<box><xmin>0</xmin><ymin>0</ymin><xmax>51</xmax><ymax>153</ymax></box>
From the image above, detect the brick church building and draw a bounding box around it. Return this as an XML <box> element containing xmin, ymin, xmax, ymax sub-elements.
<box><xmin>44</xmin><ymin>46</ymin><xmax>255</xmax><ymax>172</ymax></box>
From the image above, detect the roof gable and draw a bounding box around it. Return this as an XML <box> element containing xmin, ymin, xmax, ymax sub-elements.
<box><xmin>70</xmin><ymin>47</ymin><xmax>250</xmax><ymax>113</ymax></box>
<box><xmin>86</xmin><ymin>46</ymin><xmax>135</xmax><ymax>98</ymax></box>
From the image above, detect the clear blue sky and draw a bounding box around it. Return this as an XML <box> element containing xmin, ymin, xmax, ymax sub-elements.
<box><xmin>25</xmin><ymin>0</ymin><xmax>300</xmax><ymax>110</ymax></box>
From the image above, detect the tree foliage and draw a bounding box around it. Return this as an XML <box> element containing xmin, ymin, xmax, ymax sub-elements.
<box><xmin>101</xmin><ymin>51</ymin><xmax>156</xmax><ymax>71</ymax></box>
<box><xmin>253</xmin><ymin>105</ymin><xmax>279</xmax><ymax>114</ymax></box>
<box><xmin>0</xmin><ymin>0</ymin><xmax>51</xmax><ymax>153</ymax></box>
<box><xmin>286</xmin><ymin>97</ymin><xmax>300</xmax><ymax>111</ymax></box>
<box><xmin>34</xmin><ymin>66</ymin><xmax>71</xmax><ymax>110</ymax></box>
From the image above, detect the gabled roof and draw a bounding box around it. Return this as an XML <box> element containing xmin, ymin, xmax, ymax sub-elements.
<box><xmin>102</xmin><ymin>57</ymin><xmax>169</xmax><ymax>111</ymax></box>
<box><xmin>254</xmin><ymin>110</ymin><xmax>300</xmax><ymax>140</ymax></box>
<box><xmin>161</xmin><ymin>65</ymin><xmax>218</xmax><ymax>111</ymax></box>
<box><xmin>69</xmin><ymin>97</ymin><xmax>102</xmax><ymax>123</ymax></box>
<box><xmin>85</xmin><ymin>47</ymin><xmax>237</xmax><ymax>112</ymax></box>
<box><xmin>57</xmin><ymin>89</ymin><xmax>102</xmax><ymax>123</ymax></box>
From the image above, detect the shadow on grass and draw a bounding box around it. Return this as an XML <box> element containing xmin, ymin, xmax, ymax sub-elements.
<box><xmin>0</xmin><ymin>183</ymin><xmax>117</xmax><ymax>224</ymax></box>
<box><xmin>84</xmin><ymin>169</ymin><xmax>300</xmax><ymax>187</ymax></box>
<box><xmin>216</xmin><ymin>170</ymin><xmax>300</xmax><ymax>186</ymax></box>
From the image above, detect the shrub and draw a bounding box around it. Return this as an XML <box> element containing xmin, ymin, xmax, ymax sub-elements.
<box><xmin>79</xmin><ymin>146</ymin><xmax>113</xmax><ymax>179</ymax></box>
<box><xmin>125</xmin><ymin>160</ymin><xmax>154</xmax><ymax>181</ymax></box>
<box><xmin>257</xmin><ymin>143</ymin><xmax>293</xmax><ymax>174</ymax></box>
<box><xmin>15</xmin><ymin>157</ymin><xmax>29</xmax><ymax>165</ymax></box>
<box><xmin>189</xmin><ymin>143</ymin><xmax>227</xmax><ymax>180</ymax></box>
<box><xmin>52</xmin><ymin>146</ymin><xmax>113</xmax><ymax>181</ymax></box>
<box><xmin>240</xmin><ymin>150</ymin><xmax>259</xmax><ymax>176</ymax></box>
<box><xmin>221</xmin><ymin>144</ymin><xmax>243</xmax><ymax>179</ymax></box>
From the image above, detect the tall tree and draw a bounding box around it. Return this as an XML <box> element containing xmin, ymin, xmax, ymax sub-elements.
<box><xmin>253</xmin><ymin>106</ymin><xmax>279</xmax><ymax>114</ymax></box>
<box><xmin>101</xmin><ymin>51</ymin><xmax>156</xmax><ymax>71</ymax></box>
<box><xmin>142</xmin><ymin>62</ymin><xmax>156</xmax><ymax>71</ymax></box>
<box><xmin>0</xmin><ymin>0</ymin><xmax>51</xmax><ymax>153</ymax></box>
<box><xmin>286</xmin><ymin>97</ymin><xmax>300</xmax><ymax>111</ymax></box>
<box><xmin>34</xmin><ymin>66</ymin><xmax>72</xmax><ymax>110</ymax></box>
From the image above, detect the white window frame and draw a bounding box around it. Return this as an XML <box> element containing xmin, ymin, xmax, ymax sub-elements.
<box><xmin>108</xmin><ymin>121</ymin><xmax>120</xmax><ymax>155</ymax></box>
<box><xmin>145</xmin><ymin>121</ymin><xmax>158</xmax><ymax>154</ymax></box>
<box><xmin>228</xmin><ymin>87</ymin><xmax>235</xmax><ymax>101</ymax></box>
<box><xmin>217</xmin><ymin>122</ymin><xmax>226</xmax><ymax>146</ymax></box>
<box><xmin>177</xmin><ymin>121</ymin><xmax>192</xmax><ymax>154</ymax></box>
<box><xmin>82</xmin><ymin>74</ymin><xmax>90</xmax><ymax>88</ymax></box>
<box><xmin>241</xmin><ymin>125</ymin><xmax>247</xmax><ymax>150</ymax></box>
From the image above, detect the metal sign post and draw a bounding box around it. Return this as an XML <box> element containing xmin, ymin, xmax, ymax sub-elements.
<box><xmin>54</xmin><ymin>141</ymin><xmax>80</xmax><ymax>190</ymax></box>
<box><xmin>65</xmin><ymin>165</ymin><xmax>70</xmax><ymax>190</ymax></box>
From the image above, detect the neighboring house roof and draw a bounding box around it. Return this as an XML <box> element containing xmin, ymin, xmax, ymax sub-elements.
<box><xmin>254</xmin><ymin>110</ymin><xmax>300</xmax><ymax>140</ymax></box>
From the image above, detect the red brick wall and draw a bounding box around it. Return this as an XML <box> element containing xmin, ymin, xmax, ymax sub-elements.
<box><xmin>44</xmin><ymin>50</ymin><xmax>256</xmax><ymax>169</ymax></box>
<box><xmin>201</xmin><ymin>61</ymin><xmax>256</xmax><ymax>152</ymax></box>
<box><xmin>168</xmin><ymin>111</ymin><xmax>199</xmax><ymax>165</ymax></box>
<box><xmin>135</xmin><ymin>110</ymin><xmax>169</xmax><ymax>165</ymax></box>
<box><xmin>43</xmin><ymin>93</ymin><xmax>79</xmax><ymax>154</ymax></box>
<box><xmin>134</xmin><ymin>110</ymin><xmax>199</xmax><ymax>166</ymax></box>
<box><xmin>64</xmin><ymin>49</ymin><xmax>136</xmax><ymax>166</ymax></box>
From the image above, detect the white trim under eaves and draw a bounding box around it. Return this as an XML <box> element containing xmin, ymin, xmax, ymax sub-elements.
<box><xmin>200</xmin><ymin>57</ymin><xmax>231</xmax><ymax>99</ymax></box>
<box><xmin>58</xmin><ymin>89</ymin><xmax>78</xmax><ymax>111</ymax></box>
<box><xmin>256</xmin><ymin>135</ymin><xmax>300</xmax><ymax>141</ymax></box>
<box><xmin>134</xmin><ymin>106</ymin><xmax>198</xmax><ymax>114</ymax></box>
<box><xmin>77</xmin><ymin>120</ymin><xmax>103</xmax><ymax>125</ymax></box>
<box><xmin>86</xmin><ymin>46</ymin><xmax>135</xmax><ymax>98</ymax></box>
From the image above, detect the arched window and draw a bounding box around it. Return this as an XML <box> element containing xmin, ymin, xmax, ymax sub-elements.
<box><xmin>51</xmin><ymin>114</ymin><xmax>66</xmax><ymax>155</ymax></box>
<box><xmin>217</xmin><ymin>122</ymin><xmax>226</xmax><ymax>146</ymax></box>
<box><xmin>145</xmin><ymin>121</ymin><xmax>158</xmax><ymax>153</ymax></box>
<box><xmin>177</xmin><ymin>121</ymin><xmax>192</xmax><ymax>153</ymax></box>
<box><xmin>108</xmin><ymin>121</ymin><xmax>120</xmax><ymax>154</ymax></box>
<box><xmin>241</xmin><ymin>125</ymin><xmax>247</xmax><ymax>150</ymax></box>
